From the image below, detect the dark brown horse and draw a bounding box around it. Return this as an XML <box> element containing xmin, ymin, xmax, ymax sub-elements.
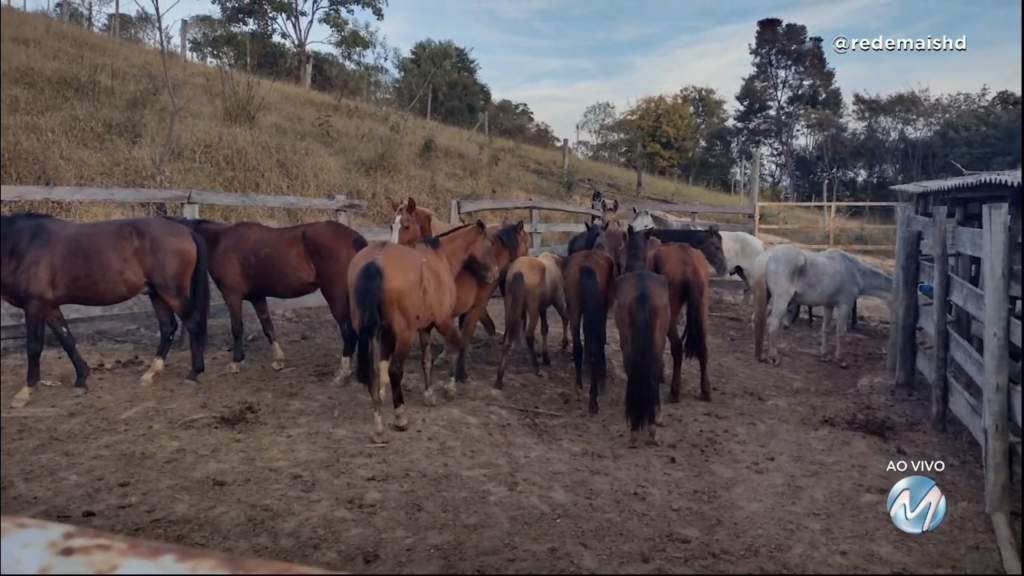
<box><xmin>169</xmin><ymin>218</ymin><xmax>368</xmax><ymax>382</ymax></box>
<box><xmin>387</xmin><ymin>197</ymin><xmax>529</xmax><ymax>377</ymax></box>
<box><xmin>1</xmin><ymin>213</ymin><xmax>210</xmax><ymax>408</ymax></box>
<box><xmin>646</xmin><ymin>233</ymin><xmax>722</xmax><ymax>403</ymax></box>
<box><xmin>348</xmin><ymin>221</ymin><xmax>498</xmax><ymax>444</ymax></box>
<box><xmin>563</xmin><ymin>226</ymin><xmax>626</xmax><ymax>415</ymax></box>
<box><xmin>614</xmin><ymin>226</ymin><xmax>671</xmax><ymax>448</ymax></box>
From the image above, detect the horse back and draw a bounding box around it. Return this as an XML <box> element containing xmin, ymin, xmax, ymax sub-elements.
<box><xmin>356</xmin><ymin>242</ymin><xmax>457</xmax><ymax>330</ymax></box>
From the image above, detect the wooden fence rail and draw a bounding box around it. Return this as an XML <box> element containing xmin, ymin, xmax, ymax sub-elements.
<box><xmin>756</xmin><ymin>200</ymin><xmax>899</xmax><ymax>251</ymax></box>
<box><xmin>1</xmin><ymin>186</ymin><xmax>753</xmax><ymax>340</ymax></box>
<box><xmin>890</xmin><ymin>202</ymin><xmax>1021</xmax><ymax>575</ymax></box>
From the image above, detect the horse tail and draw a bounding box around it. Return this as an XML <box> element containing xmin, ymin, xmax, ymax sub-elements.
<box><xmin>580</xmin><ymin>266</ymin><xmax>606</xmax><ymax>380</ymax></box>
<box><xmin>503</xmin><ymin>271</ymin><xmax>527</xmax><ymax>346</ymax></box>
<box><xmin>681</xmin><ymin>267</ymin><xmax>709</xmax><ymax>361</ymax></box>
<box><xmin>751</xmin><ymin>253</ymin><xmax>769</xmax><ymax>361</ymax></box>
<box><xmin>353</xmin><ymin>262</ymin><xmax>384</xmax><ymax>389</ymax></box>
<box><xmin>186</xmin><ymin>230</ymin><xmax>211</xmax><ymax>326</ymax></box>
<box><xmin>625</xmin><ymin>283</ymin><xmax>659</xmax><ymax>431</ymax></box>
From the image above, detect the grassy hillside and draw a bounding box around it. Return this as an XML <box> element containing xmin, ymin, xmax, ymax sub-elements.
<box><xmin>1</xmin><ymin>8</ymin><xmax>891</xmax><ymax>249</ymax></box>
<box><xmin>0</xmin><ymin>9</ymin><xmax>746</xmax><ymax>227</ymax></box>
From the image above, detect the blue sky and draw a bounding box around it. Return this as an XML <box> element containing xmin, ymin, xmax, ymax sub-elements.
<box><xmin>31</xmin><ymin>0</ymin><xmax>1023</xmax><ymax>141</ymax></box>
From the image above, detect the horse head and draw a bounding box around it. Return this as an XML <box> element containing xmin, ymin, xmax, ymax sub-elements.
<box><xmin>459</xmin><ymin>220</ymin><xmax>500</xmax><ymax>285</ymax></box>
<box><xmin>492</xmin><ymin>220</ymin><xmax>529</xmax><ymax>265</ymax></box>
<box><xmin>698</xmin><ymin>225</ymin><xmax>729</xmax><ymax>277</ymax></box>
<box><xmin>628</xmin><ymin>208</ymin><xmax>656</xmax><ymax>232</ymax></box>
<box><xmin>619</xmin><ymin>224</ymin><xmax>650</xmax><ymax>273</ymax></box>
<box><xmin>389</xmin><ymin>197</ymin><xmax>432</xmax><ymax>245</ymax></box>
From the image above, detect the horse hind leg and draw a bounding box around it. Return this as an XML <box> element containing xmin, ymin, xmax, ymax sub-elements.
<box><xmin>433</xmin><ymin>318</ymin><xmax>463</xmax><ymax>400</ymax></box>
<box><xmin>387</xmin><ymin>330</ymin><xmax>412</xmax><ymax>431</ymax></box>
<box><xmin>765</xmin><ymin>298</ymin><xmax>789</xmax><ymax>366</ymax></box>
<box><xmin>419</xmin><ymin>329</ymin><xmax>437</xmax><ymax>406</ymax></box>
<box><xmin>10</xmin><ymin>307</ymin><xmax>49</xmax><ymax>409</ymax></box>
<box><xmin>46</xmin><ymin>309</ymin><xmax>91</xmax><ymax>397</ymax></box>
<box><xmin>140</xmin><ymin>294</ymin><xmax>179</xmax><ymax>386</ymax></box>
<box><xmin>369</xmin><ymin>336</ymin><xmax>390</xmax><ymax>444</ymax></box>
<box><xmin>222</xmin><ymin>295</ymin><xmax>247</xmax><ymax>375</ymax></box>
<box><xmin>525</xmin><ymin>306</ymin><xmax>542</xmax><ymax>376</ymax></box>
<box><xmin>539</xmin><ymin>306</ymin><xmax>552</xmax><ymax>366</ymax></box>
<box><xmin>819</xmin><ymin>306</ymin><xmax>834</xmax><ymax>362</ymax></box>
<box><xmin>252</xmin><ymin>298</ymin><xmax>285</xmax><ymax>371</ymax></box>
<box><xmin>834</xmin><ymin>304</ymin><xmax>851</xmax><ymax>369</ymax></box>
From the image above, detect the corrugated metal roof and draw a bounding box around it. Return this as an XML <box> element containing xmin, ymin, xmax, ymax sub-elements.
<box><xmin>890</xmin><ymin>169</ymin><xmax>1022</xmax><ymax>194</ymax></box>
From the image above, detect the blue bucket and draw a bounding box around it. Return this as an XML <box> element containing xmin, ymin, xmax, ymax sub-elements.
<box><xmin>919</xmin><ymin>283</ymin><xmax>934</xmax><ymax>298</ymax></box>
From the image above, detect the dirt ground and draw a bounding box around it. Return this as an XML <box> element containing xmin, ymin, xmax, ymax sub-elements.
<box><xmin>0</xmin><ymin>294</ymin><xmax>1017</xmax><ymax>574</ymax></box>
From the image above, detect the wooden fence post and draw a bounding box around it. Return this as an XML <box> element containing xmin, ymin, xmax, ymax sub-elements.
<box><xmin>930</xmin><ymin>205</ymin><xmax>950</xmax><ymax>431</ymax></box>
<box><xmin>449</xmin><ymin>199</ymin><xmax>460</xmax><ymax>226</ymax></box>
<box><xmin>892</xmin><ymin>204</ymin><xmax>921</xmax><ymax>386</ymax></box>
<box><xmin>181</xmin><ymin>202</ymin><xmax>200</xmax><ymax>219</ymax></box>
<box><xmin>530</xmin><ymin>208</ymin><xmax>542</xmax><ymax>250</ymax></box>
<box><xmin>980</xmin><ymin>202</ymin><xmax>1020</xmax><ymax>576</ymax></box>
<box><xmin>179</xmin><ymin>18</ymin><xmax>188</xmax><ymax>61</ymax></box>
<box><xmin>562</xmin><ymin>139</ymin><xmax>570</xmax><ymax>174</ymax></box>
<box><xmin>751</xmin><ymin>153</ymin><xmax>761</xmax><ymax>238</ymax></box>
<box><xmin>333</xmin><ymin>195</ymin><xmax>349</xmax><ymax>225</ymax></box>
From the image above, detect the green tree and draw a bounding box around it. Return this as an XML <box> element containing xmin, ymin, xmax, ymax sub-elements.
<box><xmin>395</xmin><ymin>39</ymin><xmax>492</xmax><ymax>128</ymax></box>
<box><xmin>210</xmin><ymin>0</ymin><xmax>386</xmax><ymax>89</ymax></box>
<box><xmin>622</xmin><ymin>94</ymin><xmax>698</xmax><ymax>176</ymax></box>
<box><xmin>677</xmin><ymin>86</ymin><xmax>731</xmax><ymax>187</ymax></box>
<box><xmin>576</xmin><ymin>101</ymin><xmax>620</xmax><ymax>162</ymax></box>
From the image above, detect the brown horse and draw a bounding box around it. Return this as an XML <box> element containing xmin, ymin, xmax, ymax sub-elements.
<box><xmin>1</xmin><ymin>213</ymin><xmax>210</xmax><ymax>408</ymax></box>
<box><xmin>169</xmin><ymin>218</ymin><xmax>368</xmax><ymax>382</ymax></box>
<box><xmin>494</xmin><ymin>252</ymin><xmax>569</xmax><ymax>391</ymax></box>
<box><xmin>388</xmin><ymin>197</ymin><xmax>458</xmax><ymax>243</ymax></box>
<box><xmin>614</xmin><ymin>226</ymin><xmax>671</xmax><ymax>448</ymax></box>
<box><xmin>387</xmin><ymin>198</ymin><xmax>529</xmax><ymax>375</ymax></box>
<box><xmin>646</xmin><ymin>231</ymin><xmax>723</xmax><ymax>403</ymax></box>
<box><xmin>348</xmin><ymin>221</ymin><xmax>498</xmax><ymax>444</ymax></box>
<box><xmin>563</xmin><ymin>226</ymin><xmax>627</xmax><ymax>415</ymax></box>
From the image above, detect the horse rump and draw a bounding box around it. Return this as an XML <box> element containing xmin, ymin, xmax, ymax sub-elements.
<box><xmin>624</xmin><ymin>287</ymin><xmax>660</xmax><ymax>431</ymax></box>
<box><xmin>353</xmin><ymin>262</ymin><xmax>385</xmax><ymax>388</ymax></box>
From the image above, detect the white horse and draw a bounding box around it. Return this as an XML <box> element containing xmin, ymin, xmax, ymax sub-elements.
<box><xmin>750</xmin><ymin>244</ymin><xmax>892</xmax><ymax>368</ymax></box>
<box><xmin>629</xmin><ymin>208</ymin><xmax>765</xmax><ymax>304</ymax></box>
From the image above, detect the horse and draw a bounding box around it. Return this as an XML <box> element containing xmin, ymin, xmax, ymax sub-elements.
<box><xmin>563</xmin><ymin>226</ymin><xmax>627</xmax><ymax>414</ymax></box>
<box><xmin>494</xmin><ymin>252</ymin><xmax>569</xmax><ymax>391</ymax></box>
<box><xmin>751</xmin><ymin>245</ymin><xmax>893</xmax><ymax>368</ymax></box>
<box><xmin>388</xmin><ymin>197</ymin><xmax>458</xmax><ymax>242</ymax></box>
<box><xmin>646</xmin><ymin>229</ymin><xmax>725</xmax><ymax>402</ymax></box>
<box><xmin>567</xmin><ymin>196</ymin><xmax>620</xmax><ymax>255</ymax></box>
<box><xmin>1</xmin><ymin>213</ymin><xmax>210</xmax><ymax>408</ymax></box>
<box><xmin>388</xmin><ymin>199</ymin><xmax>529</xmax><ymax>372</ymax></box>
<box><xmin>348</xmin><ymin>221</ymin><xmax>499</xmax><ymax>444</ymax></box>
<box><xmin>614</xmin><ymin>226</ymin><xmax>671</xmax><ymax>448</ymax></box>
<box><xmin>168</xmin><ymin>217</ymin><xmax>368</xmax><ymax>381</ymax></box>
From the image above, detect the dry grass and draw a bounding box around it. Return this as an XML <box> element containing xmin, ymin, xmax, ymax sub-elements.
<box><xmin>0</xmin><ymin>8</ymin><xmax>893</xmax><ymax>253</ymax></box>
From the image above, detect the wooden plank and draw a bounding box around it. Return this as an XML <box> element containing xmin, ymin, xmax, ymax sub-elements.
<box><xmin>930</xmin><ymin>206</ymin><xmax>950</xmax><ymax>430</ymax></box>
<box><xmin>1011</xmin><ymin>317</ymin><xmax>1022</xmax><ymax>350</ymax></box>
<box><xmin>1010</xmin><ymin>265</ymin><xmax>1021</xmax><ymax>298</ymax></box>
<box><xmin>628</xmin><ymin>202</ymin><xmax>753</xmax><ymax>215</ymax></box>
<box><xmin>755</xmin><ymin>201</ymin><xmax>900</xmax><ymax>207</ymax></box>
<box><xmin>949</xmin><ymin>328</ymin><xmax>986</xmax><ymax>386</ymax></box>
<box><xmin>952</xmin><ymin>225</ymin><xmax>985</xmax><ymax>259</ymax></box>
<box><xmin>459</xmin><ymin>199</ymin><xmax>600</xmax><ymax>217</ymax></box>
<box><xmin>1</xmin><ymin>185</ymin><xmax>188</xmax><ymax>204</ymax></box>
<box><xmin>948</xmin><ymin>274</ymin><xmax>985</xmax><ymax>321</ymax></box>
<box><xmin>652</xmin><ymin>220</ymin><xmax>752</xmax><ymax>233</ymax></box>
<box><xmin>758</xmin><ymin>224</ymin><xmax>894</xmax><ymax>230</ymax></box>
<box><xmin>531</xmin><ymin>222</ymin><xmax>586</xmax><ymax>234</ymax></box>
<box><xmin>710</xmin><ymin>278</ymin><xmax>747</xmax><ymax>291</ymax></box>
<box><xmin>893</xmin><ymin>204</ymin><xmax>922</xmax><ymax>387</ymax></box>
<box><xmin>916</xmin><ymin>344</ymin><xmax>935</xmax><ymax>383</ymax></box>
<box><xmin>188</xmin><ymin>190</ymin><xmax>365</xmax><ymax>211</ymax></box>
<box><xmin>361</xmin><ymin>228</ymin><xmax>391</xmax><ymax>242</ymax></box>
<box><xmin>918</xmin><ymin>300</ymin><xmax>936</xmax><ymax>340</ymax></box>
<box><xmin>1011</xmin><ymin>384</ymin><xmax>1022</xmax><ymax>429</ymax></box>
<box><xmin>948</xmin><ymin>372</ymin><xmax>984</xmax><ymax>446</ymax></box>
<box><xmin>908</xmin><ymin>214</ymin><xmax>932</xmax><ymax>235</ymax></box>
<box><xmin>529</xmin><ymin>244</ymin><xmax>567</xmax><ymax>256</ymax></box>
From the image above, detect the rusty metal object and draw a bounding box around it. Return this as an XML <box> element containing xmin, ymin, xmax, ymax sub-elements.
<box><xmin>1</xmin><ymin>516</ymin><xmax>340</xmax><ymax>574</ymax></box>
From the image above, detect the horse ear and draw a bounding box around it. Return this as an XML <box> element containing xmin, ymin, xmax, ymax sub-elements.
<box><xmin>516</xmin><ymin>220</ymin><xmax>525</xmax><ymax>232</ymax></box>
<box><xmin>584</xmin><ymin>221</ymin><xmax>592</xmax><ymax>231</ymax></box>
<box><xmin>405</xmin><ymin>197</ymin><xmax>417</xmax><ymax>214</ymax></box>
<box><xmin>632</xmin><ymin>206</ymin><xmax>639</xmax><ymax>215</ymax></box>
<box><xmin>475</xmin><ymin>219</ymin><xmax>487</xmax><ymax>231</ymax></box>
<box><xmin>709</xmin><ymin>224</ymin><xmax>720</xmax><ymax>234</ymax></box>
<box><xmin>612</xmin><ymin>199</ymin><xmax>619</xmax><ymax>212</ymax></box>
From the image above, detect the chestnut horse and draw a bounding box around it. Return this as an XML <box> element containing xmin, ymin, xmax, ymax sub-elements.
<box><xmin>646</xmin><ymin>233</ymin><xmax>724</xmax><ymax>403</ymax></box>
<box><xmin>388</xmin><ymin>197</ymin><xmax>458</xmax><ymax>242</ymax></box>
<box><xmin>169</xmin><ymin>218</ymin><xmax>368</xmax><ymax>382</ymax></box>
<box><xmin>348</xmin><ymin>221</ymin><xmax>498</xmax><ymax>444</ymax></box>
<box><xmin>567</xmin><ymin>197</ymin><xmax>622</xmax><ymax>256</ymax></box>
<box><xmin>494</xmin><ymin>252</ymin><xmax>569</xmax><ymax>391</ymax></box>
<box><xmin>614</xmin><ymin>226</ymin><xmax>671</xmax><ymax>448</ymax></box>
<box><xmin>1</xmin><ymin>213</ymin><xmax>210</xmax><ymax>408</ymax></box>
<box><xmin>388</xmin><ymin>198</ymin><xmax>529</xmax><ymax>376</ymax></box>
<box><xmin>563</xmin><ymin>226</ymin><xmax>627</xmax><ymax>415</ymax></box>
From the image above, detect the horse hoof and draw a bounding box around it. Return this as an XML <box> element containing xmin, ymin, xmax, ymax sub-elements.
<box><xmin>69</xmin><ymin>387</ymin><xmax>88</xmax><ymax>398</ymax></box>
<box><xmin>820</xmin><ymin>354</ymin><xmax>832</xmax><ymax>363</ymax></box>
<box><xmin>139</xmin><ymin>374</ymin><xmax>154</xmax><ymax>387</ymax></box>
<box><xmin>646</xmin><ymin>434</ymin><xmax>662</xmax><ymax>447</ymax></box>
<box><xmin>182</xmin><ymin>379</ymin><xmax>199</xmax><ymax>387</ymax></box>
<box><xmin>588</xmin><ymin>401</ymin><xmax>599</xmax><ymax>415</ymax></box>
<box><xmin>40</xmin><ymin>380</ymin><xmax>62</xmax><ymax>388</ymax></box>
<box><xmin>393</xmin><ymin>408</ymin><xmax>409</xmax><ymax>431</ymax></box>
<box><xmin>542</xmin><ymin>356</ymin><xmax>551</xmax><ymax>366</ymax></box>
<box><xmin>768</xmin><ymin>356</ymin><xmax>780</xmax><ymax>367</ymax></box>
<box><xmin>668</xmin><ymin>393</ymin><xmax>681</xmax><ymax>404</ymax></box>
<box><xmin>225</xmin><ymin>362</ymin><xmax>241</xmax><ymax>375</ymax></box>
<box><xmin>423</xmin><ymin>389</ymin><xmax>438</xmax><ymax>407</ymax></box>
<box><xmin>628</xmin><ymin>432</ymin><xmax>641</xmax><ymax>449</ymax></box>
<box><xmin>489</xmin><ymin>388</ymin><xmax>504</xmax><ymax>400</ymax></box>
<box><xmin>699</xmin><ymin>392</ymin><xmax>711</xmax><ymax>402</ymax></box>
<box><xmin>9</xmin><ymin>388</ymin><xmax>33</xmax><ymax>409</ymax></box>
<box><xmin>838</xmin><ymin>360</ymin><xmax>850</xmax><ymax>369</ymax></box>
<box><xmin>371</xmin><ymin>431</ymin><xmax>390</xmax><ymax>445</ymax></box>
<box><xmin>271</xmin><ymin>361</ymin><xmax>285</xmax><ymax>372</ymax></box>
<box><xmin>443</xmin><ymin>382</ymin><xmax>457</xmax><ymax>401</ymax></box>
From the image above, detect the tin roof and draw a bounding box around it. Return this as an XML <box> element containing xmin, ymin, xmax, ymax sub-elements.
<box><xmin>890</xmin><ymin>169</ymin><xmax>1022</xmax><ymax>194</ymax></box>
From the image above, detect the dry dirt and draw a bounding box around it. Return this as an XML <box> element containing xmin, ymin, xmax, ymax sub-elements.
<box><xmin>0</xmin><ymin>295</ymin><xmax>1012</xmax><ymax>574</ymax></box>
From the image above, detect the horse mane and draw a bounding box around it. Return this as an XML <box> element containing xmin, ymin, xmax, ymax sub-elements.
<box><xmin>493</xmin><ymin>222</ymin><xmax>524</xmax><ymax>257</ymax></box>
<box><xmin>420</xmin><ymin>221</ymin><xmax>474</xmax><ymax>249</ymax></box>
<box><xmin>623</xmin><ymin>229</ymin><xmax>649</xmax><ymax>273</ymax></box>
<box><xmin>2</xmin><ymin>211</ymin><xmax>55</xmax><ymax>221</ymax></box>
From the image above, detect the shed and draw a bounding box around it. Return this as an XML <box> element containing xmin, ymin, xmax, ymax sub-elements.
<box><xmin>887</xmin><ymin>169</ymin><xmax>1021</xmax><ymax>575</ymax></box>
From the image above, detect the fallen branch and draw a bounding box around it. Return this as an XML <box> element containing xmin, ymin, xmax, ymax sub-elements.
<box><xmin>990</xmin><ymin>511</ymin><xmax>1021</xmax><ymax>575</ymax></box>
<box><xmin>174</xmin><ymin>414</ymin><xmax>213</xmax><ymax>427</ymax></box>
<box><xmin>489</xmin><ymin>403</ymin><xmax>563</xmax><ymax>417</ymax></box>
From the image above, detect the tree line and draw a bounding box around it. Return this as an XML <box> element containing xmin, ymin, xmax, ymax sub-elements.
<box><xmin>32</xmin><ymin>5</ymin><xmax>1023</xmax><ymax>200</ymax></box>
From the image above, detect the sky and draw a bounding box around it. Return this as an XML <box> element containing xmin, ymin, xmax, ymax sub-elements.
<box><xmin>29</xmin><ymin>0</ymin><xmax>1023</xmax><ymax>141</ymax></box>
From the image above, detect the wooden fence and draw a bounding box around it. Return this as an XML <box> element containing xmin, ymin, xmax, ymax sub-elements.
<box><xmin>756</xmin><ymin>200</ymin><xmax>899</xmax><ymax>251</ymax></box>
<box><xmin>889</xmin><ymin>203</ymin><xmax>1021</xmax><ymax>575</ymax></box>
<box><xmin>1</xmin><ymin>186</ymin><xmax>753</xmax><ymax>341</ymax></box>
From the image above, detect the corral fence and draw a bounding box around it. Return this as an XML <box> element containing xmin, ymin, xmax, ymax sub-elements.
<box><xmin>888</xmin><ymin>201</ymin><xmax>1022</xmax><ymax>575</ymax></box>
<box><xmin>1</xmin><ymin>515</ymin><xmax>340</xmax><ymax>574</ymax></box>
<box><xmin>449</xmin><ymin>197</ymin><xmax>754</xmax><ymax>293</ymax></box>
<box><xmin>755</xmin><ymin>200</ymin><xmax>899</xmax><ymax>253</ymax></box>
<box><xmin>0</xmin><ymin>185</ymin><xmax>752</xmax><ymax>343</ymax></box>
